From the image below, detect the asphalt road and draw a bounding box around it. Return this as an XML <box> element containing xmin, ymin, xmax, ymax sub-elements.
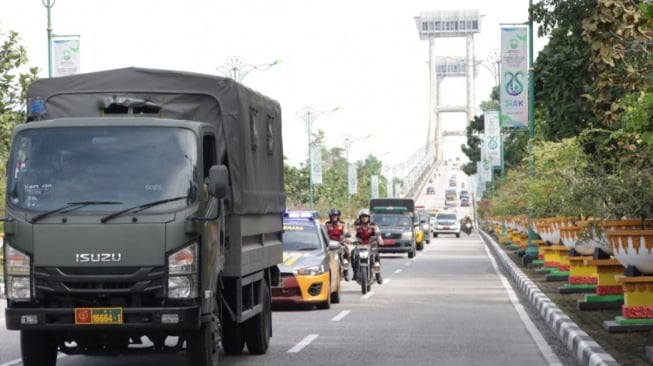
<box><xmin>1</xmin><ymin>231</ymin><xmax>580</xmax><ymax>366</ymax></box>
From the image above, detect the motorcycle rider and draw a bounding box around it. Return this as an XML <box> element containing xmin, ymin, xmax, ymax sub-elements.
<box><xmin>352</xmin><ymin>209</ymin><xmax>383</xmax><ymax>284</ymax></box>
<box><xmin>324</xmin><ymin>208</ymin><xmax>350</xmax><ymax>281</ymax></box>
<box><xmin>462</xmin><ymin>215</ymin><xmax>473</xmax><ymax>234</ymax></box>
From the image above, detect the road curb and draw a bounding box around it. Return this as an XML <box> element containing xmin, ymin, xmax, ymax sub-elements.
<box><xmin>479</xmin><ymin>230</ymin><xmax>620</xmax><ymax>366</ymax></box>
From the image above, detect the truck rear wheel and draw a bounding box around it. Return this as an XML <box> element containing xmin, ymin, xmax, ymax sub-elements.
<box><xmin>244</xmin><ymin>283</ymin><xmax>272</xmax><ymax>354</ymax></box>
<box><xmin>21</xmin><ymin>331</ymin><xmax>57</xmax><ymax>366</ymax></box>
<box><xmin>187</xmin><ymin>298</ymin><xmax>220</xmax><ymax>366</ymax></box>
<box><xmin>221</xmin><ymin>311</ymin><xmax>245</xmax><ymax>354</ymax></box>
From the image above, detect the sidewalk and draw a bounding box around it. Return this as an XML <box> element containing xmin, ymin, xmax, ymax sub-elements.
<box><xmin>481</xmin><ymin>229</ymin><xmax>653</xmax><ymax>366</ymax></box>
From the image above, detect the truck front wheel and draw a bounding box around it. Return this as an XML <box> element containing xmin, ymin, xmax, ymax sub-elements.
<box><xmin>244</xmin><ymin>282</ymin><xmax>272</xmax><ymax>354</ymax></box>
<box><xmin>187</xmin><ymin>297</ymin><xmax>220</xmax><ymax>366</ymax></box>
<box><xmin>21</xmin><ymin>331</ymin><xmax>57</xmax><ymax>366</ymax></box>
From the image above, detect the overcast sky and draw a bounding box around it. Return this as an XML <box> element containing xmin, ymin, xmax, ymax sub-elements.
<box><xmin>1</xmin><ymin>1</ymin><xmax>546</xmax><ymax>168</ymax></box>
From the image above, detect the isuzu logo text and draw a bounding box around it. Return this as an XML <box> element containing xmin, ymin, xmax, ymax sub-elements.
<box><xmin>75</xmin><ymin>253</ymin><xmax>122</xmax><ymax>263</ymax></box>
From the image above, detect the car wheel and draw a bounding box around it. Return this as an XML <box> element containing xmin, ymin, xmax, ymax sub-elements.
<box><xmin>433</xmin><ymin>234</ymin><xmax>438</xmax><ymax>238</ymax></box>
<box><xmin>331</xmin><ymin>274</ymin><xmax>341</xmax><ymax>304</ymax></box>
<box><xmin>456</xmin><ymin>233</ymin><xmax>460</xmax><ymax>238</ymax></box>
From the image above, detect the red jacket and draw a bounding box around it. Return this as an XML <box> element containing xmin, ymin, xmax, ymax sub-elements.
<box><xmin>325</xmin><ymin>220</ymin><xmax>346</xmax><ymax>242</ymax></box>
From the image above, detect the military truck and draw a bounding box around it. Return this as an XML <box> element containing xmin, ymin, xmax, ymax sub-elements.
<box><xmin>369</xmin><ymin>198</ymin><xmax>417</xmax><ymax>258</ymax></box>
<box><xmin>2</xmin><ymin>67</ymin><xmax>285</xmax><ymax>366</ymax></box>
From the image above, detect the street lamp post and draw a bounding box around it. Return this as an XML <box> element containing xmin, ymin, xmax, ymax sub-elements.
<box><xmin>42</xmin><ymin>0</ymin><xmax>55</xmax><ymax>78</ymax></box>
<box><xmin>298</xmin><ymin>105</ymin><xmax>340</xmax><ymax>210</ymax></box>
<box><xmin>216</xmin><ymin>56</ymin><xmax>281</xmax><ymax>82</ymax></box>
<box><xmin>343</xmin><ymin>134</ymin><xmax>371</xmax><ymax>222</ymax></box>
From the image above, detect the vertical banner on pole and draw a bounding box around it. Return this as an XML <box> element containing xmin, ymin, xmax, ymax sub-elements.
<box><xmin>371</xmin><ymin>175</ymin><xmax>379</xmax><ymax>199</ymax></box>
<box><xmin>483</xmin><ymin>110</ymin><xmax>501</xmax><ymax>168</ymax></box>
<box><xmin>480</xmin><ymin>139</ymin><xmax>493</xmax><ymax>185</ymax></box>
<box><xmin>394</xmin><ymin>183</ymin><xmax>401</xmax><ymax>198</ymax></box>
<box><xmin>348</xmin><ymin>163</ymin><xmax>357</xmax><ymax>195</ymax></box>
<box><xmin>310</xmin><ymin>146</ymin><xmax>322</xmax><ymax>185</ymax></box>
<box><xmin>386</xmin><ymin>179</ymin><xmax>393</xmax><ymax>198</ymax></box>
<box><xmin>53</xmin><ymin>36</ymin><xmax>81</xmax><ymax>77</ymax></box>
<box><xmin>500</xmin><ymin>27</ymin><xmax>528</xmax><ymax>128</ymax></box>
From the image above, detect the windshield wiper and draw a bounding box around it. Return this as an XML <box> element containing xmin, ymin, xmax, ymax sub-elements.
<box><xmin>100</xmin><ymin>196</ymin><xmax>190</xmax><ymax>223</ymax></box>
<box><xmin>30</xmin><ymin>201</ymin><xmax>123</xmax><ymax>223</ymax></box>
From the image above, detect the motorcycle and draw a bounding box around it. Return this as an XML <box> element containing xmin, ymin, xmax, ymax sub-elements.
<box><xmin>352</xmin><ymin>240</ymin><xmax>382</xmax><ymax>294</ymax></box>
<box><xmin>463</xmin><ymin>222</ymin><xmax>472</xmax><ymax>235</ymax></box>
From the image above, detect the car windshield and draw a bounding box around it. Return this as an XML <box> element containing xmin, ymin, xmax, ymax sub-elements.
<box><xmin>372</xmin><ymin>214</ymin><xmax>411</xmax><ymax>226</ymax></box>
<box><xmin>437</xmin><ymin>213</ymin><xmax>457</xmax><ymax>221</ymax></box>
<box><xmin>7</xmin><ymin>126</ymin><xmax>198</xmax><ymax>213</ymax></box>
<box><xmin>282</xmin><ymin>223</ymin><xmax>321</xmax><ymax>251</ymax></box>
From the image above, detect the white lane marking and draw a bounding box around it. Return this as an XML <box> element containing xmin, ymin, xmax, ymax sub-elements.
<box><xmin>482</xmin><ymin>244</ymin><xmax>563</xmax><ymax>366</ymax></box>
<box><xmin>382</xmin><ymin>278</ymin><xmax>391</xmax><ymax>285</ymax></box>
<box><xmin>331</xmin><ymin>310</ymin><xmax>350</xmax><ymax>322</ymax></box>
<box><xmin>0</xmin><ymin>353</ymin><xmax>66</xmax><ymax>366</ymax></box>
<box><xmin>361</xmin><ymin>291</ymin><xmax>375</xmax><ymax>300</ymax></box>
<box><xmin>394</xmin><ymin>269</ymin><xmax>402</xmax><ymax>274</ymax></box>
<box><xmin>404</xmin><ymin>262</ymin><xmax>411</xmax><ymax>267</ymax></box>
<box><xmin>288</xmin><ymin>334</ymin><xmax>319</xmax><ymax>353</ymax></box>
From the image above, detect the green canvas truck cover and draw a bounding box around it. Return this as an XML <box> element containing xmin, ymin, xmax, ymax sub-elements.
<box><xmin>26</xmin><ymin>67</ymin><xmax>285</xmax><ymax>216</ymax></box>
<box><xmin>370</xmin><ymin>198</ymin><xmax>415</xmax><ymax>213</ymax></box>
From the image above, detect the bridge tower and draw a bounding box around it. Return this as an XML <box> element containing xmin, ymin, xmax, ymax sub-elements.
<box><xmin>414</xmin><ymin>10</ymin><xmax>481</xmax><ymax>162</ymax></box>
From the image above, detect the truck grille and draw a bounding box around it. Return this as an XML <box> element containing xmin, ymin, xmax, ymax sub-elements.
<box><xmin>34</xmin><ymin>266</ymin><xmax>166</xmax><ymax>307</ymax></box>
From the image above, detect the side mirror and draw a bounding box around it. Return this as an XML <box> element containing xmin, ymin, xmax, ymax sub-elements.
<box><xmin>208</xmin><ymin>165</ymin><xmax>228</xmax><ymax>199</ymax></box>
<box><xmin>328</xmin><ymin>241</ymin><xmax>342</xmax><ymax>251</ymax></box>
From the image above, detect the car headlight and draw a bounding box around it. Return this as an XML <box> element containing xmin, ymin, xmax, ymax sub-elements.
<box><xmin>5</xmin><ymin>243</ymin><xmax>32</xmax><ymax>300</ymax></box>
<box><xmin>297</xmin><ymin>264</ymin><xmax>326</xmax><ymax>276</ymax></box>
<box><xmin>401</xmin><ymin>232</ymin><xmax>413</xmax><ymax>239</ymax></box>
<box><xmin>168</xmin><ymin>242</ymin><xmax>198</xmax><ymax>299</ymax></box>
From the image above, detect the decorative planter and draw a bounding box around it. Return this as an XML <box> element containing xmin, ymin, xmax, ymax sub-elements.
<box><xmin>605</xmin><ymin>229</ymin><xmax>653</xmax><ymax>275</ymax></box>
<box><xmin>559</xmin><ymin>224</ymin><xmax>599</xmax><ymax>256</ymax></box>
<box><xmin>596</xmin><ymin>220</ymin><xmax>647</xmax><ymax>255</ymax></box>
<box><xmin>578</xmin><ymin>258</ymin><xmax>624</xmax><ymax>310</ymax></box>
<box><xmin>619</xmin><ymin>276</ymin><xmax>653</xmax><ymax>320</ymax></box>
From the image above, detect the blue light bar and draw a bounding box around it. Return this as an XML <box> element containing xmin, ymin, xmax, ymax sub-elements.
<box><xmin>283</xmin><ymin>210</ymin><xmax>319</xmax><ymax>219</ymax></box>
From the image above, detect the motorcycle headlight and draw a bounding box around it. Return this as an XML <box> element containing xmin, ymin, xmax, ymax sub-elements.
<box><xmin>359</xmin><ymin>250</ymin><xmax>369</xmax><ymax>259</ymax></box>
<box><xmin>167</xmin><ymin>243</ymin><xmax>198</xmax><ymax>299</ymax></box>
<box><xmin>5</xmin><ymin>243</ymin><xmax>32</xmax><ymax>300</ymax></box>
<box><xmin>297</xmin><ymin>264</ymin><xmax>326</xmax><ymax>276</ymax></box>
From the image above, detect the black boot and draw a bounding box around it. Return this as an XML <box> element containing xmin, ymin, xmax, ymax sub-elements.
<box><xmin>343</xmin><ymin>269</ymin><xmax>349</xmax><ymax>281</ymax></box>
<box><xmin>376</xmin><ymin>273</ymin><xmax>383</xmax><ymax>284</ymax></box>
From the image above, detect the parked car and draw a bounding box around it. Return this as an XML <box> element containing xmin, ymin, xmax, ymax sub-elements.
<box><xmin>272</xmin><ymin>211</ymin><xmax>342</xmax><ymax>309</ymax></box>
<box><xmin>459</xmin><ymin>190</ymin><xmax>470</xmax><ymax>199</ymax></box>
<box><xmin>460</xmin><ymin>197</ymin><xmax>471</xmax><ymax>207</ymax></box>
<box><xmin>433</xmin><ymin>211</ymin><xmax>461</xmax><ymax>238</ymax></box>
<box><xmin>426</xmin><ymin>186</ymin><xmax>435</xmax><ymax>195</ymax></box>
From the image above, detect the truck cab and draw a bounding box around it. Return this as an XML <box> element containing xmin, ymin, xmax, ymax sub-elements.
<box><xmin>369</xmin><ymin>198</ymin><xmax>417</xmax><ymax>259</ymax></box>
<box><xmin>3</xmin><ymin>68</ymin><xmax>285</xmax><ymax>366</ymax></box>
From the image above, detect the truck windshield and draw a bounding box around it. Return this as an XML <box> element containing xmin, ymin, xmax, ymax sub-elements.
<box><xmin>7</xmin><ymin>126</ymin><xmax>198</xmax><ymax>213</ymax></box>
<box><xmin>372</xmin><ymin>214</ymin><xmax>411</xmax><ymax>227</ymax></box>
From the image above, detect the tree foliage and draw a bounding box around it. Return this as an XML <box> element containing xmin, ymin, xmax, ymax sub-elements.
<box><xmin>0</xmin><ymin>28</ymin><xmax>39</xmax><ymax>213</ymax></box>
<box><xmin>284</xmin><ymin>128</ymin><xmax>391</xmax><ymax>221</ymax></box>
<box><xmin>582</xmin><ymin>0</ymin><xmax>653</xmax><ymax>125</ymax></box>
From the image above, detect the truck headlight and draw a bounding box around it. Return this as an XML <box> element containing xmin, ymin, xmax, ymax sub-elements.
<box><xmin>297</xmin><ymin>264</ymin><xmax>326</xmax><ymax>276</ymax></box>
<box><xmin>168</xmin><ymin>243</ymin><xmax>198</xmax><ymax>299</ymax></box>
<box><xmin>5</xmin><ymin>244</ymin><xmax>32</xmax><ymax>300</ymax></box>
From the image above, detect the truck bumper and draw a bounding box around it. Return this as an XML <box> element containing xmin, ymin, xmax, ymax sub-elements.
<box><xmin>5</xmin><ymin>305</ymin><xmax>201</xmax><ymax>331</ymax></box>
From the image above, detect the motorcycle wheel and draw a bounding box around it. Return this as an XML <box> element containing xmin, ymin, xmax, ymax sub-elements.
<box><xmin>360</xmin><ymin>269</ymin><xmax>368</xmax><ymax>295</ymax></box>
